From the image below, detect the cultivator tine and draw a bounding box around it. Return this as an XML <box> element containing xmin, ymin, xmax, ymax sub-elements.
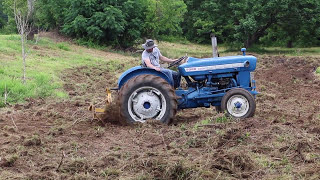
<box><xmin>106</xmin><ymin>88</ymin><xmax>112</xmax><ymax>104</ymax></box>
<box><xmin>88</xmin><ymin>88</ymin><xmax>113</xmax><ymax>121</ymax></box>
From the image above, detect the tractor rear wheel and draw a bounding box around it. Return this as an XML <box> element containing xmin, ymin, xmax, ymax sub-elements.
<box><xmin>221</xmin><ymin>88</ymin><xmax>255</xmax><ymax>118</ymax></box>
<box><xmin>118</xmin><ymin>75</ymin><xmax>177</xmax><ymax>125</ymax></box>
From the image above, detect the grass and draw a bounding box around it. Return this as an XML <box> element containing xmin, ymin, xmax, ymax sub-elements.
<box><xmin>57</xmin><ymin>42</ymin><xmax>71</xmax><ymax>51</ymax></box>
<box><xmin>158</xmin><ymin>41</ymin><xmax>220</xmax><ymax>58</ymax></box>
<box><xmin>0</xmin><ymin>34</ymin><xmax>134</xmax><ymax>107</ymax></box>
<box><xmin>248</xmin><ymin>46</ymin><xmax>320</xmax><ymax>56</ymax></box>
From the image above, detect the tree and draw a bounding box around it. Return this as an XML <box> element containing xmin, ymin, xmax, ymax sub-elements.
<box><xmin>62</xmin><ymin>0</ymin><xmax>127</xmax><ymax>46</ymax></box>
<box><xmin>118</xmin><ymin>0</ymin><xmax>148</xmax><ymax>47</ymax></box>
<box><xmin>0</xmin><ymin>1</ymin><xmax>8</xmax><ymax>28</ymax></box>
<box><xmin>183</xmin><ymin>0</ymin><xmax>320</xmax><ymax>47</ymax></box>
<box><xmin>233</xmin><ymin>0</ymin><xmax>284</xmax><ymax>48</ymax></box>
<box><xmin>34</xmin><ymin>0</ymin><xmax>70</xmax><ymax>30</ymax></box>
<box><xmin>183</xmin><ymin>0</ymin><xmax>236</xmax><ymax>44</ymax></box>
<box><xmin>275</xmin><ymin>0</ymin><xmax>320</xmax><ymax>47</ymax></box>
<box><xmin>12</xmin><ymin>0</ymin><xmax>34</xmax><ymax>83</ymax></box>
<box><xmin>144</xmin><ymin>0</ymin><xmax>187</xmax><ymax>39</ymax></box>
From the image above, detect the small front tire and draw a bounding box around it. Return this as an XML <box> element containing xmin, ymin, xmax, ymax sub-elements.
<box><xmin>221</xmin><ymin>88</ymin><xmax>255</xmax><ymax>118</ymax></box>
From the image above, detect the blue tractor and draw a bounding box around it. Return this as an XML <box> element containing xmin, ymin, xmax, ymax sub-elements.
<box><xmin>113</xmin><ymin>48</ymin><xmax>258</xmax><ymax>124</ymax></box>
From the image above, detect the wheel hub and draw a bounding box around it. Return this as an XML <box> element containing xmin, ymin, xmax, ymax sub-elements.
<box><xmin>128</xmin><ymin>87</ymin><xmax>166</xmax><ymax>122</ymax></box>
<box><xmin>234</xmin><ymin>102</ymin><xmax>242</xmax><ymax>109</ymax></box>
<box><xmin>143</xmin><ymin>102</ymin><xmax>151</xmax><ymax>109</ymax></box>
<box><xmin>227</xmin><ymin>95</ymin><xmax>249</xmax><ymax>118</ymax></box>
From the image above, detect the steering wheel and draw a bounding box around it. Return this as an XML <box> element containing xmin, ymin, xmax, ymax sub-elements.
<box><xmin>168</xmin><ymin>56</ymin><xmax>187</xmax><ymax>68</ymax></box>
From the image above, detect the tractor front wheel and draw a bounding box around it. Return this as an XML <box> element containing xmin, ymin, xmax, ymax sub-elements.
<box><xmin>118</xmin><ymin>75</ymin><xmax>177</xmax><ymax>125</ymax></box>
<box><xmin>221</xmin><ymin>88</ymin><xmax>255</xmax><ymax>118</ymax></box>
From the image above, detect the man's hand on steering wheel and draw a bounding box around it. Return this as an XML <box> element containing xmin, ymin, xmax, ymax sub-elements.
<box><xmin>168</xmin><ymin>56</ymin><xmax>187</xmax><ymax>68</ymax></box>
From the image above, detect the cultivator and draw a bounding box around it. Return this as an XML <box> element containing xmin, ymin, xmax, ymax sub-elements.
<box><xmin>88</xmin><ymin>88</ymin><xmax>113</xmax><ymax>121</ymax></box>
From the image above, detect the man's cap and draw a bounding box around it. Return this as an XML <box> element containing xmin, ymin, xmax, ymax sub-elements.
<box><xmin>142</xmin><ymin>39</ymin><xmax>157</xmax><ymax>50</ymax></box>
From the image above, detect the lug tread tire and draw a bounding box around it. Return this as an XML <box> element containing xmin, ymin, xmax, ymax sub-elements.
<box><xmin>118</xmin><ymin>75</ymin><xmax>177</xmax><ymax>125</ymax></box>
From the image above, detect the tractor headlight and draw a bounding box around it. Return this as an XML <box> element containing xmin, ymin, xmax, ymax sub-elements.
<box><xmin>244</xmin><ymin>61</ymin><xmax>250</xmax><ymax>68</ymax></box>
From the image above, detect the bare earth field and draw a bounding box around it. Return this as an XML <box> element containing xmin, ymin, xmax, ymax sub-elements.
<box><xmin>1</xmin><ymin>52</ymin><xmax>320</xmax><ymax>179</ymax></box>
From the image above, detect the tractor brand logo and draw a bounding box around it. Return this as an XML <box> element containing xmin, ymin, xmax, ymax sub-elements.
<box><xmin>185</xmin><ymin>63</ymin><xmax>244</xmax><ymax>72</ymax></box>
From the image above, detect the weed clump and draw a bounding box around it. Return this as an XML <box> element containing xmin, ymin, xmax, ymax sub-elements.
<box><xmin>100</xmin><ymin>168</ymin><xmax>120</xmax><ymax>179</ymax></box>
<box><xmin>128</xmin><ymin>158</ymin><xmax>199</xmax><ymax>179</ymax></box>
<box><xmin>0</xmin><ymin>154</ymin><xmax>18</xmax><ymax>167</ymax></box>
<box><xmin>61</xmin><ymin>157</ymin><xmax>91</xmax><ymax>174</ymax></box>
<box><xmin>316</xmin><ymin>67</ymin><xmax>320</xmax><ymax>74</ymax></box>
<box><xmin>210</xmin><ymin>152</ymin><xmax>256</xmax><ymax>178</ymax></box>
<box><xmin>24</xmin><ymin>135</ymin><xmax>42</xmax><ymax>146</ymax></box>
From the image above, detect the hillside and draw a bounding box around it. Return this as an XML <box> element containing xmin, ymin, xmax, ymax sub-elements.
<box><xmin>0</xmin><ymin>33</ymin><xmax>320</xmax><ymax>179</ymax></box>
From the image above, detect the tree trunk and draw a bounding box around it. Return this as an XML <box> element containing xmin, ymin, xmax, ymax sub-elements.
<box><xmin>245</xmin><ymin>35</ymin><xmax>257</xmax><ymax>48</ymax></box>
<box><xmin>27</xmin><ymin>0</ymin><xmax>35</xmax><ymax>40</ymax></box>
<box><xmin>245</xmin><ymin>31</ymin><xmax>262</xmax><ymax>48</ymax></box>
<box><xmin>14</xmin><ymin>0</ymin><xmax>33</xmax><ymax>84</ymax></box>
<box><xmin>21</xmin><ymin>31</ymin><xmax>26</xmax><ymax>84</ymax></box>
<box><xmin>287</xmin><ymin>40</ymin><xmax>293</xmax><ymax>48</ymax></box>
<box><xmin>244</xmin><ymin>19</ymin><xmax>275</xmax><ymax>48</ymax></box>
<box><xmin>27</xmin><ymin>0</ymin><xmax>35</xmax><ymax>17</ymax></box>
<box><xmin>27</xmin><ymin>27</ymin><xmax>36</xmax><ymax>41</ymax></box>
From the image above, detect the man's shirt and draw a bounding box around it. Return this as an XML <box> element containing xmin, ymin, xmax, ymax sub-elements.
<box><xmin>142</xmin><ymin>47</ymin><xmax>162</xmax><ymax>67</ymax></box>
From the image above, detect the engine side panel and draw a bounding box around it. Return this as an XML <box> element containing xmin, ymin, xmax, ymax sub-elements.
<box><xmin>178</xmin><ymin>56</ymin><xmax>257</xmax><ymax>77</ymax></box>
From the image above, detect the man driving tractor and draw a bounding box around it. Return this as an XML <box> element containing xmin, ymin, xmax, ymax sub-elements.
<box><xmin>141</xmin><ymin>39</ymin><xmax>181</xmax><ymax>88</ymax></box>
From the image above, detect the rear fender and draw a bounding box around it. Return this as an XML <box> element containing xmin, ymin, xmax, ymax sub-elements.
<box><xmin>117</xmin><ymin>66</ymin><xmax>173</xmax><ymax>90</ymax></box>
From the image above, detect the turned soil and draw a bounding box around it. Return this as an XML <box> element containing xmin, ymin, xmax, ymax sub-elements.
<box><xmin>0</xmin><ymin>55</ymin><xmax>320</xmax><ymax>179</ymax></box>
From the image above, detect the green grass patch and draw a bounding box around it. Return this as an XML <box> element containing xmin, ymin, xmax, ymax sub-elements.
<box><xmin>0</xmin><ymin>34</ymin><xmax>127</xmax><ymax>107</ymax></box>
<box><xmin>158</xmin><ymin>41</ymin><xmax>219</xmax><ymax>58</ymax></box>
<box><xmin>246</xmin><ymin>46</ymin><xmax>320</xmax><ymax>56</ymax></box>
<box><xmin>75</xmin><ymin>38</ymin><xmax>106</xmax><ymax>50</ymax></box>
<box><xmin>57</xmin><ymin>42</ymin><xmax>71</xmax><ymax>51</ymax></box>
<box><xmin>106</xmin><ymin>59</ymin><xmax>125</xmax><ymax>72</ymax></box>
<box><xmin>316</xmin><ymin>67</ymin><xmax>320</xmax><ymax>74</ymax></box>
<box><xmin>159</xmin><ymin>35</ymin><xmax>190</xmax><ymax>44</ymax></box>
<box><xmin>0</xmin><ymin>73</ymin><xmax>60</xmax><ymax>107</ymax></box>
<box><xmin>215</xmin><ymin>115</ymin><xmax>230</xmax><ymax>123</ymax></box>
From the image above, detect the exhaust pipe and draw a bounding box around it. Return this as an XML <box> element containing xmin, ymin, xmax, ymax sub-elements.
<box><xmin>211</xmin><ymin>33</ymin><xmax>218</xmax><ymax>57</ymax></box>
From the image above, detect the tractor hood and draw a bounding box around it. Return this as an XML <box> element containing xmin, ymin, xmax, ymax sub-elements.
<box><xmin>178</xmin><ymin>55</ymin><xmax>257</xmax><ymax>77</ymax></box>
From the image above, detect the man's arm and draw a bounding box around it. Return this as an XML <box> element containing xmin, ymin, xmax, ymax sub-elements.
<box><xmin>160</xmin><ymin>55</ymin><xmax>176</xmax><ymax>63</ymax></box>
<box><xmin>144</xmin><ymin>58</ymin><xmax>161</xmax><ymax>71</ymax></box>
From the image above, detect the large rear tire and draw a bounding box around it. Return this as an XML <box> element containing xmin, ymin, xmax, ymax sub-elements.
<box><xmin>118</xmin><ymin>75</ymin><xmax>177</xmax><ymax>125</ymax></box>
<box><xmin>221</xmin><ymin>88</ymin><xmax>255</xmax><ymax>118</ymax></box>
